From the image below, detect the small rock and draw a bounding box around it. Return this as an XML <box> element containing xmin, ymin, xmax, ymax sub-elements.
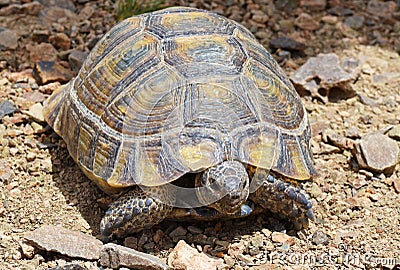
<box><xmin>311</xmin><ymin>230</ymin><xmax>329</xmax><ymax>245</ymax></box>
<box><xmin>236</xmin><ymin>254</ymin><xmax>253</xmax><ymax>264</ymax></box>
<box><xmin>345</xmin><ymin>126</ymin><xmax>362</xmax><ymax>138</ymax></box>
<box><xmin>0</xmin><ymin>28</ymin><xmax>19</xmax><ymax>50</ymax></box>
<box><xmin>327</xmin><ymin>6</ymin><xmax>353</xmax><ymax>16</ymax></box>
<box><xmin>369</xmin><ymin>193</ymin><xmax>381</xmax><ymax>202</ymax></box>
<box><xmin>0</xmin><ymin>161</ymin><xmax>15</xmax><ymax>182</ymax></box>
<box><xmin>344</xmin><ymin>15</ymin><xmax>365</xmax><ymax>30</ymax></box>
<box><xmin>168</xmin><ymin>240</ymin><xmax>225</xmax><ymax>270</ymax></box>
<box><xmin>271</xmin><ymin>232</ymin><xmax>295</xmax><ymax>245</ymax></box>
<box><xmin>153</xmin><ymin>229</ymin><xmax>164</xmax><ymax>244</ymax></box>
<box><xmin>187</xmin><ymin>226</ymin><xmax>203</xmax><ymax>234</ymax></box>
<box><xmin>347</xmin><ymin>177</ymin><xmax>368</xmax><ymax>189</ymax></box>
<box><xmin>78</xmin><ymin>5</ymin><xmax>94</xmax><ymax>20</ymax></box>
<box><xmin>223</xmin><ymin>254</ymin><xmax>235</xmax><ymax>267</ymax></box>
<box><xmin>309</xmin><ymin>182</ymin><xmax>323</xmax><ymax>197</ymax></box>
<box><xmin>23</xmin><ymin>91</ymin><xmax>46</xmax><ymax>103</ymax></box>
<box><xmin>24</xmin><ymin>225</ymin><xmax>102</xmax><ymax>260</ymax></box>
<box><xmin>367</xmin><ymin>0</ymin><xmax>397</xmax><ymax>19</ymax></box>
<box><xmin>32</xmin><ymin>30</ymin><xmax>50</xmax><ymax>43</ymax></box>
<box><xmin>27</xmin><ymin>43</ymin><xmax>58</xmax><ymax>62</ymax></box>
<box><xmin>169</xmin><ymin>226</ymin><xmax>187</xmax><ymax>238</ymax></box>
<box><xmin>353</xmin><ymin>133</ymin><xmax>399</xmax><ymax>174</ymax></box>
<box><xmin>387</xmin><ymin>125</ymin><xmax>400</xmax><ymax>140</ymax></box>
<box><xmin>261</xmin><ymin>228</ymin><xmax>272</xmax><ymax>237</ymax></box>
<box><xmin>123</xmin><ymin>236</ymin><xmax>138</xmax><ymax>250</ymax></box>
<box><xmin>50</xmin><ymin>33</ymin><xmax>71</xmax><ymax>50</ymax></box>
<box><xmin>68</xmin><ymin>50</ymin><xmax>88</xmax><ymax>73</ymax></box>
<box><xmin>299</xmin><ymin>0</ymin><xmax>326</xmax><ymax>11</ymax></box>
<box><xmin>291</xmin><ymin>53</ymin><xmax>358</xmax><ymax>103</ymax></box>
<box><xmin>24</xmin><ymin>103</ymin><xmax>44</xmax><ymax>123</ymax></box>
<box><xmin>269</xmin><ymin>36</ymin><xmax>306</xmax><ymax>51</ymax></box>
<box><xmin>37</xmin><ymin>0</ymin><xmax>76</xmax><ymax>11</ymax></box>
<box><xmin>321</xmin><ymin>15</ymin><xmax>338</xmax><ymax>24</ymax></box>
<box><xmin>393</xmin><ymin>179</ymin><xmax>400</xmax><ymax>193</ymax></box>
<box><xmin>33</xmin><ymin>61</ymin><xmax>73</xmax><ymax>85</ymax></box>
<box><xmin>251</xmin><ymin>234</ymin><xmax>264</xmax><ymax>248</ymax></box>
<box><xmin>18</xmin><ymin>240</ymin><xmax>36</xmax><ymax>259</ymax></box>
<box><xmin>228</xmin><ymin>241</ymin><xmax>246</xmax><ymax>257</ymax></box>
<box><xmin>0</xmin><ymin>100</ymin><xmax>16</xmax><ymax>119</ymax></box>
<box><xmin>0</xmin><ymin>1</ymin><xmax>42</xmax><ymax>16</ymax></box>
<box><xmin>100</xmin><ymin>243</ymin><xmax>168</xmax><ymax>270</ymax></box>
<box><xmin>294</xmin><ymin>13</ymin><xmax>320</xmax><ymax>31</ymax></box>
<box><xmin>318</xmin><ymin>142</ymin><xmax>341</xmax><ymax>154</ymax></box>
<box><xmin>26</xmin><ymin>152</ymin><xmax>36</xmax><ymax>162</ymax></box>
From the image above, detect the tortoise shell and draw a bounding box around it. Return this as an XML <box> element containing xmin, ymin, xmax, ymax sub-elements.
<box><xmin>43</xmin><ymin>7</ymin><xmax>316</xmax><ymax>193</ymax></box>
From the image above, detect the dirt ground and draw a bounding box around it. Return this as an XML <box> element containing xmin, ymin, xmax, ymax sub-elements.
<box><xmin>0</xmin><ymin>0</ymin><xmax>399</xmax><ymax>269</ymax></box>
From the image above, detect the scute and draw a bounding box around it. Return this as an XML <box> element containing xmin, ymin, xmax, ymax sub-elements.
<box><xmin>43</xmin><ymin>7</ymin><xmax>316</xmax><ymax>193</ymax></box>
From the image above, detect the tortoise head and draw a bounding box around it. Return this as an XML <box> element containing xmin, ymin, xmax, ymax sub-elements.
<box><xmin>196</xmin><ymin>160</ymin><xmax>249</xmax><ymax>215</ymax></box>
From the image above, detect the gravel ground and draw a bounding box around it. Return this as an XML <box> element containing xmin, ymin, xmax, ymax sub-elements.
<box><xmin>0</xmin><ymin>0</ymin><xmax>399</xmax><ymax>269</ymax></box>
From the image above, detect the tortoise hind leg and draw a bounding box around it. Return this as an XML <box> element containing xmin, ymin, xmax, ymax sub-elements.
<box><xmin>100</xmin><ymin>184</ymin><xmax>175</xmax><ymax>242</ymax></box>
<box><xmin>249</xmin><ymin>169</ymin><xmax>314</xmax><ymax>230</ymax></box>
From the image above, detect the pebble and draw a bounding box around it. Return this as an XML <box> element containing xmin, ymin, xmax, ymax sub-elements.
<box><xmin>353</xmin><ymin>133</ymin><xmax>399</xmax><ymax>174</ymax></box>
<box><xmin>347</xmin><ymin>177</ymin><xmax>368</xmax><ymax>189</ymax></box>
<box><xmin>100</xmin><ymin>243</ymin><xmax>168</xmax><ymax>270</ymax></box>
<box><xmin>311</xmin><ymin>230</ymin><xmax>329</xmax><ymax>245</ymax></box>
<box><xmin>169</xmin><ymin>226</ymin><xmax>187</xmax><ymax>238</ymax></box>
<box><xmin>294</xmin><ymin>13</ymin><xmax>320</xmax><ymax>31</ymax></box>
<box><xmin>49</xmin><ymin>33</ymin><xmax>71</xmax><ymax>50</ymax></box>
<box><xmin>0</xmin><ymin>100</ymin><xmax>16</xmax><ymax>119</ymax></box>
<box><xmin>24</xmin><ymin>103</ymin><xmax>45</xmax><ymax>123</ymax></box>
<box><xmin>26</xmin><ymin>152</ymin><xmax>36</xmax><ymax>162</ymax></box>
<box><xmin>33</xmin><ymin>61</ymin><xmax>73</xmax><ymax>85</ymax></box>
<box><xmin>24</xmin><ymin>225</ymin><xmax>102</xmax><ymax>260</ymax></box>
<box><xmin>290</xmin><ymin>53</ymin><xmax>357</xmax><ymax>103</ymax></box>
<box><xmin>0</xmin><ymin>28</ymin><xmax>19</xmax><ymax>50</ymax></box>
<box><xmin>123</xmin><ymin>236</ymin><xmax>138</xmax><ymax>250</ymax></box>
<box><xmin>168</xmin><ymin>240</ymin><xmax>225</xmax><ymax>270</ymax></box>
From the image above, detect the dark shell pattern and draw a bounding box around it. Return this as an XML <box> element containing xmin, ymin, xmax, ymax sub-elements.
<box><xmin>43</xmin><ymin>7</ymin><xmax>316</xmax><ymax>192</ymax></box>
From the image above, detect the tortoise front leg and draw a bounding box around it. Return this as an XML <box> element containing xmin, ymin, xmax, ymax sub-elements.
<box><xmin>100</xmin><ymin>184</ymin><xmax>175</xmax><ymax>242</ymax></box>
<box><xmin>249</xmin><ymin>169</ymin><xmax>314</xmax><ymax>230</ymax></box>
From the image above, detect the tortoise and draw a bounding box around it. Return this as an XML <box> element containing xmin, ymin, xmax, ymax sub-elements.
<box><xmin>43</xmin><ymin>6</ymin><xmax>316</xmax><ymax>241</ymax></box>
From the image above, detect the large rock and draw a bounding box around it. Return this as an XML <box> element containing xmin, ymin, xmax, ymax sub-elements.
<box><xmin>168</xmin><ymin>240</ymin><xmax>225</xmax><ymax>270</ymax></box>
<box><xmin>353</xmin><ymin>133</ymin><xmax>399</xmax><ymax>174</ymax></box>
<box><xmin>290</xmin><ymin>53</ymin><xmax>358</xmax><ymax>103</ymax></box>
<box><xmin>24</xmin><ymin>225</ymin><xmax>102</xmax><ymax>260</ymax></box>
<box><xmin>100</xmin><ymin>243</ymin><xmax>169</xmax><ymax>270</ymax></box>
